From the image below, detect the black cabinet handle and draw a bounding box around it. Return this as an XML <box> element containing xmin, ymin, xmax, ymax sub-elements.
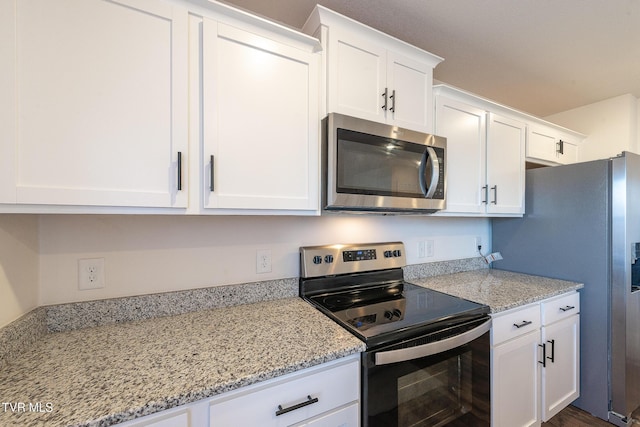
<box><xmin>491</xmin><ymin>185</ymin><xmax>498</xmax><ymax>204</ymax></box>
<box><xmin>210</xmin><ymin>155</ymin><xmax>215</xmax><ymax>192</ymax></box>
<box><xmin>559</xmin><ymin>305</ymin><xmax>575</xmax><ymax>312</ymax></box>
<box><xmin>547</xmin><ymin>339</ymin><xmax>555</xmax><ymax>363</ymax></box>
<box><xmin>389</xmin><ymin>89</ymin><xmax>396</xmax><ymax>113</ymax></box>
<box><xmin>275</xmin><ymin>395</ymin><xmax>319</xmax><ymax>416</ymax></box>
<box><xmin>557</xmin><ymin>139</ymin><xmax>565</xmax><ymax>155</ymax></box>
<box><xmin>513</xmin><ymin>320</ymin><xmax>532</xmax><ymax>329</ymax></box>
<box><xmin>481</xmin><ymin>185</ymin><xmax>488</xmax><ymax>204</ymax></box>
<box><xmin>381</xmin><ymin>88</ymin><xmax>388</xmax><ymax>111</ymax></box>
<box><xmin>177</xmin><ymin>151</ymin><xmax>183</xmax><ymax>191</ymax></box>
<box><xmin>539</xmin><ymin>342</ymin><xmax>547</xmax><ymax>367</ymax></box>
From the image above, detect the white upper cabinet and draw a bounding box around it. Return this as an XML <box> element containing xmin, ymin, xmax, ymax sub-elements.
<box><xmin>198</xmin><ymin>19</ymin><xmax>320</xmax><ymax>213</ymax></box>
<box><xmin>5</xmin><ymin>0</ymin><xmax>188</xmax><ymax>209</ymax></box>
<box><xmin>527</xmin><ymin>123</ymin><xmax>581</xmax><ymax>166</ymax></box>
<box><xmin>1</xmin><ymin>0</ymin><xmax>321</xmax><ymax>214</ymax></box>
<box><xmin>486</xmin><ymin>113</ymin><xmax>527</xmax><ymax>215</ymax></box>
<box><xmin>434</xmin><ymin>86</ymin><xmax>525</xmax><ymax>216</ymax></box>
<box><xmin>303</xmin><ymin>5</ymin><xmax>443</xmax><ymax>134</ymax></box>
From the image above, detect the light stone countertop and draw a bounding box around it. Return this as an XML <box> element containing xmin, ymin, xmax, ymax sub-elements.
<box><xmin>0</xmin><ymin>266</ymin><xmax>583</xmax><ymax>427</ymax></box>
<box><xmin>0</xmin><ymin>298</ymin><xmax>364</xmax><ymax>427</ymax></box>
<box><xmin>411</xmin><ymin>269</ymin><xmax>583</xmax><ymax>313</ymax></box>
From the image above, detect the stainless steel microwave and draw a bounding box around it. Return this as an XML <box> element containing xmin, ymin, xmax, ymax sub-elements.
<box><xmin>323</xmin><ymin>113</ymin><xmax>446</xmax><ymax>213</ymax></box>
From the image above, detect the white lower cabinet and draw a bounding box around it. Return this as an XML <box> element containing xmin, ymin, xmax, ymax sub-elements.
<box><xmin>491</xmin><ymin>292</ymin><xmax>580</xmax><ymax>427</ymax></box>
<box><xmin>209</xmin><ymin>355</ymin><xmax>359</xmax><ymax>427</ymax></box>
<box><xmin>118</xmin><ymin>355</ymin><xmax>360</xmax><ymax>427</ymax></box>
<box><xmin>540</xmin><ymin>296</ymin><xmax>580</xmax><ymax>421</ymax></box>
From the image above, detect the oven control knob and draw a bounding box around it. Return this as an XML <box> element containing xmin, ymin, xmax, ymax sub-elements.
<box><xmin>384</xmin><ymin>250</ymin><xmax>392</xmax><ymax>258</ymax></box>
<box><xmin>324</xmin><ymin>255</ymin><xmax>334</xmax><ymax>263</ymax></box>
<box><xmin>313</xmin><ymin>255</ymin><xmax>322</xmax><ymax>265</ymax></box>
<box><xmin>392</xmin><ymin>309</ymin><xmax>402</xmax><ymax>318</ymax></box>
<box><xmin>393</xmin><ymin>250</ymin><xmax>401</xmax><ymax>257</ymax></box>
<box><xmin>384</xmin><ymin>310</ymin><xmax>394</xmax><ymax>320</ymax></box>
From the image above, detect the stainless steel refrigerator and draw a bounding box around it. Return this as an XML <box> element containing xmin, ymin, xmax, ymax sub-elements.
<box><xmin>492</xmin><ymin>151</ymin><xmax>640</xmax><ymax>426</ymax></box>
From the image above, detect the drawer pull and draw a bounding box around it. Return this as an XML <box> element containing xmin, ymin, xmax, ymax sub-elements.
<box><xmin>275</xmin><ymin>395</ymin><xmax>319</xmax><ymax>416</ymax></box>
<box><xmin>513</xmin><ymin>320</ymin><xmax>533</xmax><ymax>329</ymax></box>
<box><xmin>559</xmin><ymin>305</ymin><xmax>575</xmax><ymax>312</ymax></box>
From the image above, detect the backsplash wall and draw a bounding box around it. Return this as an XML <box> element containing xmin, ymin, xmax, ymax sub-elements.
<box><xmin>38</xmin><ymin>214</ymin><xmax>490</xmax><ymax>305</ymax></box>
<box><xmin>0</xmin><ymin>215</ymin><xmax>39</xmax><ymax>327</ymax></box>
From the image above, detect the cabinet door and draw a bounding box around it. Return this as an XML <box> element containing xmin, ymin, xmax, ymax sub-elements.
<box><xmin>486</xmin><ymin>113</ymin><xmax>525</xmax><ymax>215</ymax></box>
<box><xmin>541</xmin><ymin>315</ymin><xmax>580</xmax><ymax>421</ymax></box>
<box><xmin>202</xmin><ymin>21</ymin><xmax>319</xmax><ymax>211</ymax></box>
<box><xmin>295</xmin><ymin>403</ymin><xmax>359</xmax><ymax>427</ymax></box>
<box><xmin>435</xmin><ymin>97</ymin><xmax>486</xmax><ymax>214</ymax></box>
<box><xmin>12</xmin><ymin>0</ymin><xmax>188</xmax><ymax>208</ymax></box>
<box><xmin>387</xmin><ymin>52</ymin><xmax>433</xmax><ymax>133</ymax></box>
<box><xmin>122</xmin><ymin>410</ymin><xmax>190</xmax><ymax>427</ymax></box>
<box><xmin>0</xmin><ymin>0</ymin><xmax>16</xmax><ymax>202</ymax></box>
<box><xmin>491</xmin><ymin>330</ymin><xmax>541</xmax><ymax>427</ymax></box>
<box><xmin>526</xmin><ymin>125</ymin><xmax>559</xmax><ymax>164</ymax></box>
<box><xmin>327</xmin><ymin>30</ymin><xmax>387</xmax><ymax>123</ymax></box>
<box><xmin>555</xmin><ymin>134</ymin><xmax>579</xmax><ymax>165</ymax></box>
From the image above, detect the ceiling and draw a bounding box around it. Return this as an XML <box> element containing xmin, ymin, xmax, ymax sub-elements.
<box><xmin>219</xmin><ymin>0</ymin><xmax>640</xmax><ymax>117</ymax></box>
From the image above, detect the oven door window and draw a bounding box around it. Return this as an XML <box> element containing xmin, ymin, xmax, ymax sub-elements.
<box><xmin>336</xmin><ymin>128</ymin><xmax>441</xmax><ymax>199</ymax></box>
<box><xmin>364</xmin><ymin>332</ymin><xmax>490</xmax><ymax>427</ymax></box>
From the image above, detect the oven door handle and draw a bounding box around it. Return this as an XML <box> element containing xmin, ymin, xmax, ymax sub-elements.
<box><xmin>374</xmin><ymin>318</ymin><xmax>491</xmax><ymax>366</ymax></box>
<box><xmin>419</xmin><ymin>146</ymin><xmax>439</xmax><ymax>199</ymax></box>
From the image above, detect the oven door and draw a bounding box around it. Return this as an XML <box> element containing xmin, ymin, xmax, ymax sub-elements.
<box><xmin>362</xmin><ymin>317</ymin><xmax>491</xmax><ymax>427</ymax></box>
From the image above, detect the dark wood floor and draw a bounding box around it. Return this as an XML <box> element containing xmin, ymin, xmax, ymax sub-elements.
<box><xmin>542</xmin><ymin>405</ymin><xmax>640</xmax><ymax>426</ymax></box>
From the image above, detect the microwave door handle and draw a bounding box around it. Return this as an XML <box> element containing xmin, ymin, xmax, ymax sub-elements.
<box><xmin>374</xmin><ymin>319</ymin><xmax>491</xmax><ymax>366</ymax></box>
<box><xmin>419</xmin><ymin>146</ymin><xmax>440</xmax><ymax>198</ymax></box>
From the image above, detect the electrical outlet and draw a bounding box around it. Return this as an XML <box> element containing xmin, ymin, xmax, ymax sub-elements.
<box><xmin>417</xmin><ymin>241</ymin><xmax>426</xmax><ymax>258</ymax></box>
<box><xmin>256</xmin><ymin>249</ymin><xmax>272</xmax><ymax>274</ymax></box>
<box><xmin>475</xmin><ymin>236</ymin><xmax>483</xmax><ymax>251</ymax></box>
<box><xmin>426</xmin><ymin>240</ymin><xmax>434</xmax><ymax>257</ymax></box>
<box><xmin>78</xmin><ymin>258</ymin><xmax>105</xmax><ymax>290</ymax></box>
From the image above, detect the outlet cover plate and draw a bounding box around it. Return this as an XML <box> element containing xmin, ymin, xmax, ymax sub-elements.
<box><xmin>78</xmin><ymin>258</ymin><xmax>105</xmax><ymax>290</ymax></box>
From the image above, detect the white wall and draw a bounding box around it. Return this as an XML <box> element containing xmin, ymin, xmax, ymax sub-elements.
<box><xmin>546</xmin><ymin>93</ymin><xmax>638</xmax><ymax>162</ymax></box>
<box><xmin>38</xmin><ymin>215</ymin><xmax>490</xmax><ymax>305</ymax></box>
<box><xmin>0</xmin><ymin>215</ymin><xmax>39</xmax><ymax>327</ymax></box>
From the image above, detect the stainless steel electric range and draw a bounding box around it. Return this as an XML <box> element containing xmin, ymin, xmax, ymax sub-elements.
<box><xmin>299</xmin><ymin>242</ymin><xmax>491</xmax><ymax>427</ymax></box>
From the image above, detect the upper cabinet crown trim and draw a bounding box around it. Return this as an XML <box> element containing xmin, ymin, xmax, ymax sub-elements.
<box><xmin>433</xmin><ymin>83</ymin><xmax>586</xmax><ymax>139</ymax></box>
<box><xmin>190</xmin><ymin>0</ymin><xmax>322</xmax><ymax>52</ymax></box>
<box><xmin>303</xmin><ymin>4</ymin><xmax>443</xmax><ymax>67</ymax></box>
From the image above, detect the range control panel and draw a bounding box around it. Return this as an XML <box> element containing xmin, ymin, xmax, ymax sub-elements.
<box><xmin>300</xmin><ymin>242</ymin><xmax>406</xmax><ymax>278</ymax></box>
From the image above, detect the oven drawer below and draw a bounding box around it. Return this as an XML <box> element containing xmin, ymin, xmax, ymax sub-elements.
<box><xmin>491</xmin><ymin>304</ymin><xmax>541</xmax><ymax>346</ymax></box>
<box><xmin>209</xmin><ymin>355</ymin><xmax>359</xmax><ymax>427</ymax></box>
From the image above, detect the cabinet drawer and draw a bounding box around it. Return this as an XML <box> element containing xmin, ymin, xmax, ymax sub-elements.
<box><xmin>491</xmin><ymin>304</ymin><xmax>541</xmax><ymax>346</ymax></box>
<box><xmin>209</xmin><ymin>357</ymin><xmax>359</xmax><ymax>427</ymax></box>
<box><xmin>542</xmin><ymin>292</ymin><xmax>580</xmax><ymax>325</ymax></box>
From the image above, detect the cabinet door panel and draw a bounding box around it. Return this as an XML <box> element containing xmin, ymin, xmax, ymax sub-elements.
<box><xmin>0</xmin><ymin>0</ymin><xmax>16</xmax><ymax>202</ymax></box>
<box><xmin>203</xmin><ymin>21</ymin><xmax>318</xmax><ymax>211</ymax></box>
<box><xmin>491</xmin><ymin>330</ymin><xmax>541</xmax><ymax>427</ymax></box>
<box><xmin>387</xmin><ymin>52</ymin><xmax>432</xmax><ymax>133</ymax></box>
<box><xmin>295</xmin><ymin>403</ymin><xmax>359</xmax><ymax>427</ymax></box>
<box><xmin>14</xmin><ymin>0</ymin><xmax>187</xmax><ymax>207</ymax></box>
<box><xmin>527</xmin><ymin>125</ymin><xmax>558</xmax><ymax>163</ymax></box>
<box><xmin>486</xmin><ymin>113</ymin><xmax>525</xmax><ymax>214</ymax></box>
<box><xmin>541</xmin><ymin>315</ymin><xmax>580</xmax><ymax>421</ymax></box>
<box><xmin>329</xmin><ymin>32</ymin><xmax>387</xmax><ymax>122</ymax></box>
<box><xmin>435</xmin><ymin>97</ymin><xmax>486</xmax><ymax>214</ymax></box>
